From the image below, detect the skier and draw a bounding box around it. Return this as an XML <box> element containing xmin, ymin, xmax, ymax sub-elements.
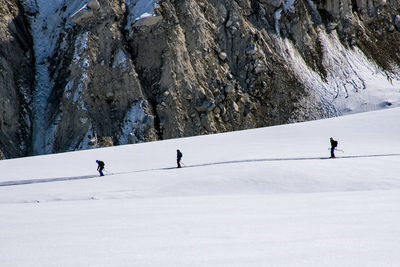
<box><xmin>96</xmin><ymin>160</ymin><xmax>105</xmax><ymax>176</ymax></box>
<box><xmin>177</xmin><ymin>149</ymin><xmax>183</xmax><ymax>168</ymax></box>
<box><xmin>330</xmin><ymin>137</ymin><xmax>338</xmax><ymax>158</ymax></box>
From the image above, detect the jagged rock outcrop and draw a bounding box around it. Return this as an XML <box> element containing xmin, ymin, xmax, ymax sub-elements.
<box><xmin>129</xmin><ymin>0</ymin><xmax>334</xmax><ymax>140</ymax></box>
<box><xmin>0</xmin><ymin>0</ymin><xmax>399</xmax><ymax>158</ymax></box>
<box><xmin>43</xmin><ymin>1</ymin><xmax>157</xmax><ymax>153</ymax></box>
<box><xmin>0</xmin><ymin>0</ymin><xmax>34</xmax><ymax>158</ymax></box>
<box><xmin>126</xmin><ymin>0</ymin><xmax>400</xmax><ymax>139</ymax></box>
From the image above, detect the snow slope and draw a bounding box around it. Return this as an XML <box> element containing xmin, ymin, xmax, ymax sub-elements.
<box><xmin>1</xmin><ymin>108</ymin><xmax>400</xmax><ymax>266</ymax></box>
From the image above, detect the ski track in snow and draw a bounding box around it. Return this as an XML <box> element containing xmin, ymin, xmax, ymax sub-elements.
<box><xmin>1</xmin><ymin>153</ymin><xmax>399</xmax><ymax>188</ymax></box>
<box><xmin>0</xmin><ymin>175</ymin><xmax>95</xmax><ymax>187</ymax></box>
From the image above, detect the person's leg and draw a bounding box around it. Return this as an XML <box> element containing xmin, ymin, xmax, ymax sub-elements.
<box><xmin>330</xmin><ymin>148</ymin><xmax>335</xmax><ymax>158</ymax></box>
<box><xmin>177</xmin><ymin>159</ymin><xmax>181</xmax><ymax>168</ymax></box>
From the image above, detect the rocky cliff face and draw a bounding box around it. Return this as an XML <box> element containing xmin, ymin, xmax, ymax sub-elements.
<box><xmin>0</xmin><ymin>0</ymin><xmax>34</xmax><ymax>158</ymax></box>
<box><xmin>0</xmin><ymin>0</ymin><xmax>399</xmax><ymax>158</ymax></box>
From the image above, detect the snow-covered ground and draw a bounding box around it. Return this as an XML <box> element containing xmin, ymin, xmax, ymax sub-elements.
<box><xmin>1</xmin><ymin>107</ymin><xmax>400</xmax><ymax>266</ymax></box>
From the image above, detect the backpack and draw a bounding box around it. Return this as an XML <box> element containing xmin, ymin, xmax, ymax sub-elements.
<box><xmin>332</xmin><ymin>140</ymin><xmax>338</xmax><ymax>148</ymax></box>
<box><xmin>98</xmin><ymin>161</ymin><xmax>105</xmax><ymax>168</ymax></box>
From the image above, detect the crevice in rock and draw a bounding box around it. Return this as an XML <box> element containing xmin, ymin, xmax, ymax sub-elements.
<box><xmin>147</xmin><ymin>98</ymin><xmax>163</xmax><ymax>140</ymax></box>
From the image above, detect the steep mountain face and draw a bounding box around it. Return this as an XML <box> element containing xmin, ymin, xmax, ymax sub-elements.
<box><xmin>0</xmin><ymin>0</ymin><xmax>399</xmax><ymax>158</ymax></box>
<box><xmin>0</xmin><ymin>0</ymin><xmax>34</xmax><ymax>159</ymax></box>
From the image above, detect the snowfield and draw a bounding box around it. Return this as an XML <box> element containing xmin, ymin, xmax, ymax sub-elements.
<box><xmin>1</xmin><ymin>107</ymin><xmax>400</xmax><ymax>266</ymax></box>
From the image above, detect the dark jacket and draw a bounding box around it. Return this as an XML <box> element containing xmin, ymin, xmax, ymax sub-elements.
<box><xmin>330</xmin><ymin>138</ymin><xmax>338</xmax><ymax>148</ymax></box>
<box><xmin>97</xmin><ymin>160</ymin><xmax>105</xmax><ymax>170</ymax></box>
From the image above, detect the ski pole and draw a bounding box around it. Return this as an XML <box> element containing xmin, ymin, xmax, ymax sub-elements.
<box><xmin>328</xmin><ymin>148</ymin><xmax>344</xmax><ymax>153</ymax></box>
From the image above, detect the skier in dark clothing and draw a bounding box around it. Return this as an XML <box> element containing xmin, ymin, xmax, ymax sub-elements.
<box><xmin>96</xmin><ymin>160</ymin><xmax>105</xmax><ymax>176</ymax></box>
<box><xmin>177</xmin><ymin>149</ymin><xmax>183</xmax><ymax>168</ymax></box>
<box><xmin>330</xmin><ymin>137</ymin><xmax>338</xmax><ymax>158</ymax></box>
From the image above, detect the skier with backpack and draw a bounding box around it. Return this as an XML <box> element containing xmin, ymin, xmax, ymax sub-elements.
<box><xmin>177</xmin><ymin>149</ymin><xmax>183</xmax><ymax>168</ymax></box>
<box><xmin>330</xmin><ymin>137</ymin><xmax>338</xmax><ymax>158</ymax></box>
<box><xmin>96</xmin><ymin>160</ymin><xmax>105</xmax><ymax>176</ymax></box>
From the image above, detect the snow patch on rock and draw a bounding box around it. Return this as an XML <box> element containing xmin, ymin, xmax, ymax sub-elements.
<box><xmin>272</xmin><ymin>0</ymin><xmax>296</xmax><ymax>36</ymax></box>
<box><xmin>112</xmin><ymin>49</ymin><xmax>128</xmax><ymax>70</ymax></box>
<box><xmin>279</xmin><ymin>30</ymin><xmax>400</xmax><ymax>115</ymax></box>
<box><xmin>125</xmin><ymin>0</ymin><xmax>160</xmax><ymax>29</ymax></box>
<box><xmin>75</xmin><ymin>123</ymin><xmax>95</xmax><ymax>151</ymax></box>
<box><xmin>24</xmin><ymin>0</ymin><xmax>90</xmax><ymax>154</ymax></box>
<box><xmin>72</xmin><ymin>32</ymin><xmax>90</xmax><ymax>110</ymax></box>
<box><xmin>118</xmin><ymin>101</ymin><xmax>154</xmax><ymax>144</ymax></box>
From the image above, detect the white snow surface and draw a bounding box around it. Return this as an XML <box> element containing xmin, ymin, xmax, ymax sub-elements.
<box><xmin>1</xmin><ymin>107</ymin><xmax>400</xmax><ymax>266</ymax></box>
